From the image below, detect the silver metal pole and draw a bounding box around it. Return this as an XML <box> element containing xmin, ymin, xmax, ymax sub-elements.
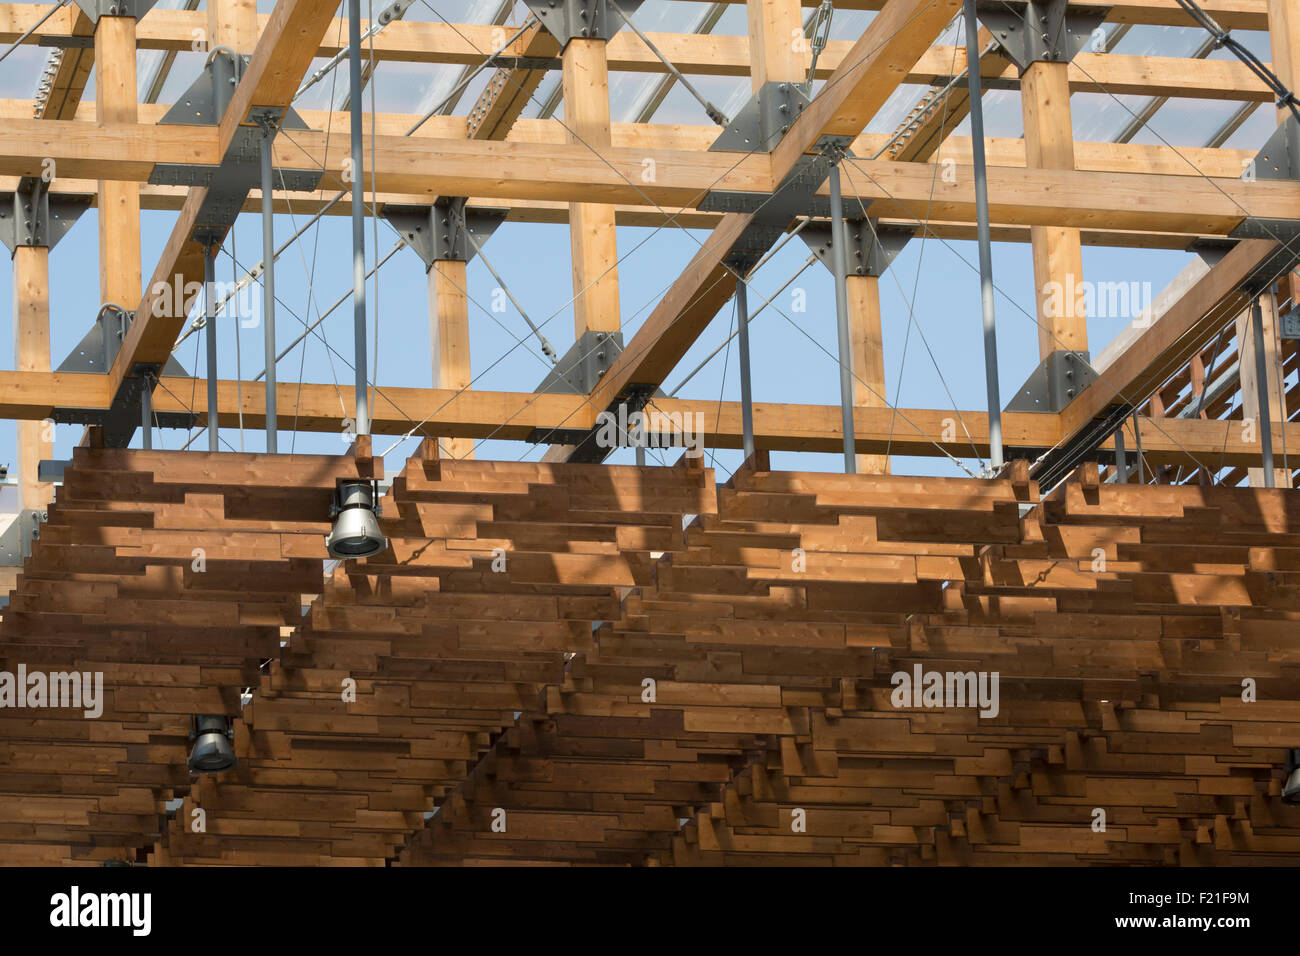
<box><xmin>1113</xmin><ymin>422</ymin><xmax>1127</xmax><ymax>482</ymax></box>
<box><xmin>735</xmin><ymin>276</ymin><xmax>755</xmax><ymax>462</ymax></box>
<box><xmin>1132</xmin><ymin>412</ymin><xmax>1145</xmax><ymax>484</ymax></box>
<box><xmin>348</xmin><ymin>0</ymin><xmax>369</xmax><ymax>437</ymax></box>
<box><xmin>962</xmin><ymin>0</ymin><xmax>1004</xmax><ymax>471</ymax></box>
<box><xmin>260</xmin><ymin>125</ymin><xmax>278</xmax><ymax>453</ymax></box>
<box><xmin>140</xmin><ymin>371</ymin><xmax>152</xmax><ymax>450</ymax></box>
<box><xmin>1251</xmin><ymin>296</ymin><xmax>1276</xmax><ymax>487</ymax></box>
<box><xmin>827</xmin><ymin>161</ymin><xmax>857</xmax><ymax>474</ymax></box>
<box><xmin>205</xmin><ymin>246</ymin><xmax>218</xmax><ymax>452</ymax></box>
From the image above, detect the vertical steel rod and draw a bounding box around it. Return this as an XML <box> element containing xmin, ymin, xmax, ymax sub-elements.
<box><xmin>1113</xmin><ymin>423</ymin><xmax>1127</xmax><ymax>483</ymax></box>
<box><xmin>205</xmin><ymin>247</ymin><xmax>218</xmax><ymax>452</ymax></box>
<box><xmin>827</xmin><ymin>161</ymin><xmax>857</xmax><ymax>474</ymax></box>
<box><xmin>140</xmin><ymin>371</ymin><xmax>152</xmax><ymax>450</ymax></box>
<box><xmin>735</xmin><ymin>276</ymin><xmax>756</xmax><ymax>462</ymax></box>
<box><xmin>1251</xmin><ymin>296</ymin><xmax>1276</xmax><ymax>487</ymax></box>
<box><xmin>260</xmin><ymin>125</ymin><xmax>278</xmax><ymax>453</ymax></box>
<box><xmin>1133</xmin><ymin>412</ymin><xmax>1145</xmax><ymax>484</ymax></box>
<box><xmin>348</xmin><ymin>0</ymin><xmax>369</xmax><ymax>437</ymax></box>
<box><xmin>962</xmin><ymin>0</ymin><xmax>1003</xmax><ymax>471</ymax></box>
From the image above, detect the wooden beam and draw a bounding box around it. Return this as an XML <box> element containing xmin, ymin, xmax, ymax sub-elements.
<box><xmin>206</xmin><ymin>0</ymin><xmax>259</xmax><ymax>53</ymax></box>
<box><xmin>429</xmin><ymin>261</ymin><xmax>474</xmax><ymax>460</ymax></box>
<box><xmin>1022</xmin><ymin>59</ymin><xmax>1087</xmax><ymax>357</ymax></box>
<box><xmin>95</xmin><ymin>16</ymin><xmax>142</xmax><ymax>311</ymax></box>
<box><xmin>847</xmin><ymin>275</ymin><xmax>891</xmax><ymax>473</ymax></box>
<box><xmin>217</xmin><ymin>0</ymin><xmax>343</xmax><ymax>148</ymax></box>
<box><xmin>746</xmin><ymin>0</ymin><xmax>804</xmax><ymax>90</ymax></box>
<box><xmin>36</xmin><ymin>8</ymin><xmax>94</xmax><ymax>120</ymax></box>
<box><xmin>1062</xmin><ymin>238</ymin><xmax>1284</xmax><ymax>436</ymax></box>
<box><xmin>0</xmin><ymin>368</ymin><xmax>1286</xmax><ymax>466</ymax></box>
<box><xmin>562</xmin><ymin>37</ymin><xmax>620</xmax><ymax>337</ymax></box>
<box><xmin>0</xmin><ymin>98</ymin><xmax>1257</xmax><ymax>179</ymax></box>
<box><xmin>0</xmin><ymin>5</ymin><xmax>1275</xmax><ymax>70</ymax></box>
<box><xmin>12</xmin><ymin>246</ymin><xmax>51</xmax><ymax>543</ymax></box>
<box><xmin>770</xmin><ymin>0</ymin><xmax>962</xmax><ymax>181</ymax></box>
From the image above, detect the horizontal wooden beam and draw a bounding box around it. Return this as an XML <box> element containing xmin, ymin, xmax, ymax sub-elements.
<box><xmin>0</xmin><ymin>8</ymin><xmax>1274</xmax><ymax>99</ymax></box>
<box><xmin>0</xmin><ymin>100</ymin><xmax>1255</xmax><ymax>179</ymax></box>
<box><xmin>0</xmin><ymin>118</ymin><xmax>1276</xmax><ymax>235</ymax></box>
<box><xmin>0</xmin><ymin>371</ymin><xmax>1283</xmax><ymax>466</ymax></box>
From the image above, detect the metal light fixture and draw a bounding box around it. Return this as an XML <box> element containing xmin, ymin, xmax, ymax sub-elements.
<box><xmin>187</xmin><ymin>715</ymin><xmax>237</xmax><ymax>774</ymax></box>
<box><xmin>324</xmin><ymin>479</ymin><xmax>387</xmax><ymax>559</ymax></box>
<box><xmin>1283</xmin><ymin>749</ymin><xmax>1300</xmax><ymax>805</ymax></box>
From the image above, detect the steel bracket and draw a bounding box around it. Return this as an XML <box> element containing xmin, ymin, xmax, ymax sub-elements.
<box><xmin>522</xmin><ymin>0</ymin><xmax>644</xmax><ymax>47</ymax></box>
<box><xmin>383</xmin><ymin>197</ymin><xmax>509</xmax><ymax>266</ymax></box>
<box><xmin>710</xmin><ymin>81</ymin><xmax>812</xmax><ymax>154</ymax></box>
<box><xmin>56</xmin><ymin>306</ymin><xmax>188</xmax><ymax>379</ymax></box>
<box><xmin>975</xmin><ymin>0</ymin><xmax>1109</xmax><ymax>73</ymax></box>
<box><xmin>54</xmin><ymin>308</ymin><xmax>191</xmax><ymax>446</ymax></box>
<box><xmin>0</xmin><ymin>177</ymin><xmax>89</xmax><ymax>253</ymax></box>
<box><xmin>149</xmin><ymin>53</ymin><xmax>321</xmax><ymax>241</ymax></box>
<box><xmin>54</xmin><ymin>363</ymin><xmax>196</xmax><ymax>448</ymax></box>
<box><xmin>701</xmin><ymin>135</ymin><xmax>854</xmax><ymax>274</ymax></box>
<box><xmin>73</xmin><ymin>0</ymin><xmax>159</xmax><ymax>20</ymax></box>
<box><xmin>1240</xmin><ymin>115</ymin><xmax>1300</xmax><ymax>182</ymax></box>
<box><xmin>1228</xmin><ymin>218</ymin><xmax>1300</xmax><ymax>294</ymax></box>
<box><xmin>800</xmin><ymin>219</ymin><xmax>914</xmax><ymax>277</ymax></box>
<box><xmin>1006</xmin><ymin>349</ymin><xmax>1097</xmax><ymax>414</ymax></box>
<box><xmin>534</xmin><ymin>330</ymin><xmax>624</xmax><ymax>396</ymax></box>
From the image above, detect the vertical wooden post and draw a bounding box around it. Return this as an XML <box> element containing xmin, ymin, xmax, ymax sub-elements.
<box><xmin>562</xmin><ymin>39</ymin><xmax>619</xmax><ymax>338</ymax></box>
<box><xmin>847</xmin><ymin>274</ymin><xmax>891</xmax><ymax>474</ymax></box>
<box><xmin>95</xmin><ymin>16</ymin><xmax>141</xmax><ymax>310</ymax></box>
<box><xmin>428</xmin><ymin>260</ymin><xmax>474</xmax><ymax>460</ymax></box>
<box><xmin>1021</xmin><ymin>60</ymin><xmax>1087</xmax><ymax>358</ymax></box>
<box><xmin>13</xmin><ymin>246</ymin><xmax>52</xmax><ymax>546</ymax></box>
<box><xmin>1270</xmin><ymin>0</ymin><xmax>1300</xmax><ymax>125</ymax></box>
<box><xmin>543</xmin><ymin>36</ymin><xmax>620</xmax><ymax>463</ymax></box>
<box><xmin>746</xmin><ymin>0</ymin><xmax>803</xmax><ymax>91</ymax></box>
<box><xmin>207</xmin><ymin>0</ymin><xmax>259</xmax><ymax>53</ymax></box>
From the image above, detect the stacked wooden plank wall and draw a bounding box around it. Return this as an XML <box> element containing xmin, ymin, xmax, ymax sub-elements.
<box><xmin>1</xmin><ymin>449</ymin><xmax>1299</xmax><ymax>865</ymax></box>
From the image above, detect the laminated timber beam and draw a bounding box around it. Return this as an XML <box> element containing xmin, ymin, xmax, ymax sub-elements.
<box><xmin>0</xmin><ymin>170</ymin><xmax>1232</xmax><ymax>247</ymax></box>
<box><xmin>0</xmin><ymin>101</ymin><xmax>1259</xmax><ymax>180</ymax></box>
<box><xmin>0</xmin><ymin>371</ymin><xmax>1269</xmax><ymax>465</ymax></box>
<box><xmin>0</xmin><ymin>6</ymin><xmax>1278</xmax><ymax>74</ymax></box>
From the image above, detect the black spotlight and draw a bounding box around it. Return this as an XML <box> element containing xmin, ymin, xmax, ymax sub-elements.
<box><xmin>324</xmin><ymin>479</ymin><xmax>387</xmax><ymax>559</ymax></box>
<box><xmin>187</xmin><ymin>715</ymin><xmax>237</xmax><ymax>774</ymax></box>
<box><xmin>1284</xmin><ymin>749</ymin><xmax>1300</xmax><ymax>805</ymax></box>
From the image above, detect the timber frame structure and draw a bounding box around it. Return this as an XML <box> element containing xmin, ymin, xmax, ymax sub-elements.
<box><xmin>0</xmin><ymin>0</ymin><xmax>1298</xmax><ymax>865</ymax></box>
